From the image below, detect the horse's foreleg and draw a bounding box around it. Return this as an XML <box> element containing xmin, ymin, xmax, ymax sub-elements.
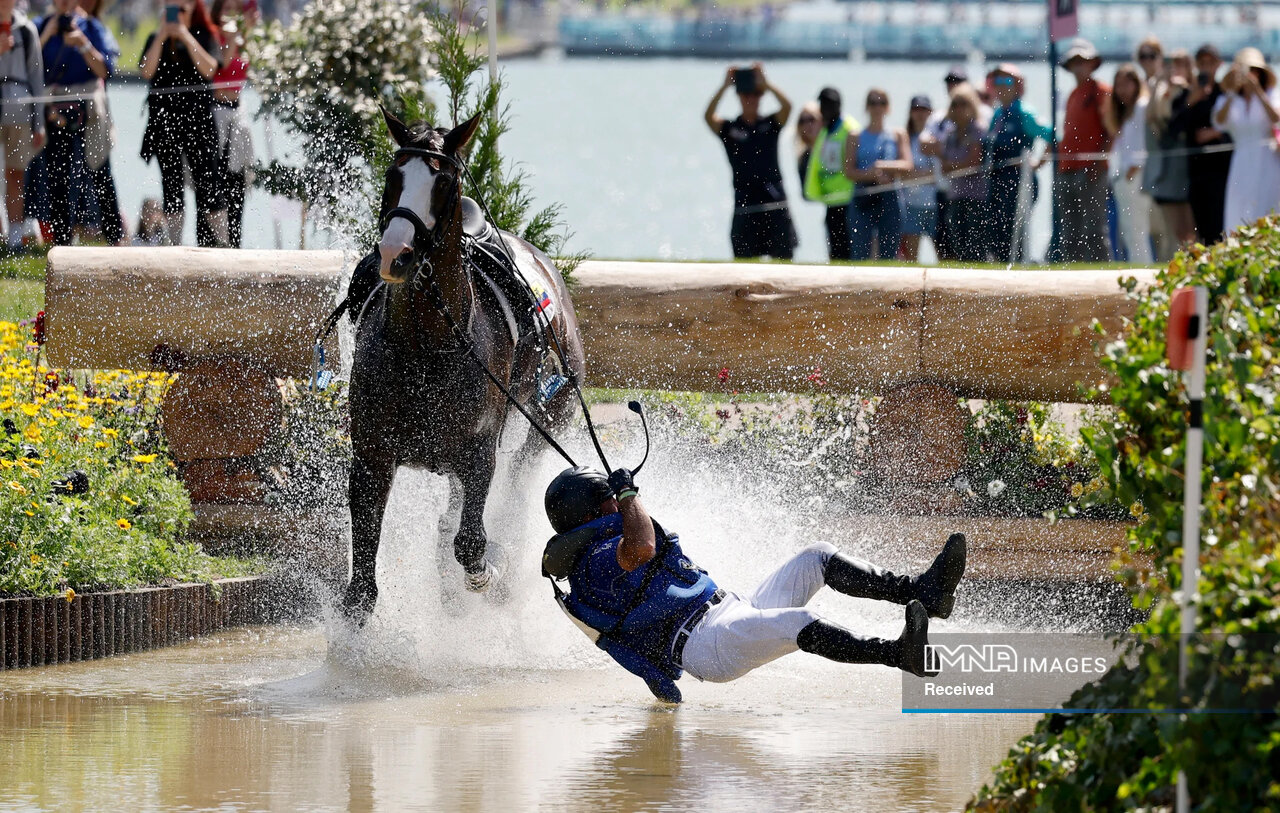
<box><xmin>453</xmin><ymin>445</ymin><xmax>497</xmax><ymax>585</ymax></box>
<box><xmin>343</xmin><ymin>452</ymin><xmax>396</xmax><ymax>620</ymax></box>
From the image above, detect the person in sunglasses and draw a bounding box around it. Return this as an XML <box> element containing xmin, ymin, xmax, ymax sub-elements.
<box><xmin>704</xmin><ymin>62</ymin><xmax>797</xmax><ymax>261</ymax></box>
<box><xmin>982</xmin><ymin>64</ymin><xmax>1053</xmax><ymax>263</ymax></box>
<box><xmin>541</xmin><ymin>466</ymin><xmax>967</xmax><ymax>703</ymax></box>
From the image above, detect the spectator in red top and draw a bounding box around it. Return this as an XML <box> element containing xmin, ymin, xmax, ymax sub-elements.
<box><xmin>211</xmin><ymin>0</ymin><xmax>255</xmax><ymax>247</ymax></box>
<box><xmin>1048</xmin><ymin>38</ymin><xmax>1113</xmax><ymax>263</ymax></box>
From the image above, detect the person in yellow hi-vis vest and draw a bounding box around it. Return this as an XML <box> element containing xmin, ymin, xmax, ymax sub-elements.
<box><xmin>804</xmin><ymin>87</ymin><xmax>860</xmax><ymax>260</ymax></box>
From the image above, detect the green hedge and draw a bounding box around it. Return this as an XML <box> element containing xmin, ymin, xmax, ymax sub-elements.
<box><xmin>970</xmin><ymin>218</ymin><xmax>1280</xmax><ymax>810</ymax></box>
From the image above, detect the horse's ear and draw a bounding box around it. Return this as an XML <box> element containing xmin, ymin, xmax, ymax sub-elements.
<box><xmin>442</xmin><ymin>113</ymin><xmax>483</xmax><ymax>157</ymax></box>
<box><xmin>380</xmin><ymin>104</ymin><xmax>412</xmax><ymax>148</ymax></box>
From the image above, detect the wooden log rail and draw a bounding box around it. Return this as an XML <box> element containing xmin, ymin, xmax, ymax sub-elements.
<box><xmin>42</xmin><ymin>249</ymin><xmax>1155</xmax><ymax>497</ymax></box>
<box><xmin>44</xmin><ymin>249</ymin><xmax>1154</xmax><ymax>403</ymax></box>
<box><xmin>572</xmin><ymin>262</ymin><xmax>1157</xmax><ymax>403</ymax></box>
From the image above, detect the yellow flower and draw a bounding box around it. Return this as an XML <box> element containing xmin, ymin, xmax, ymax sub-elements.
<box><xmin>23</xmin><ymin>424</ymin><xmax>41</xmax><ymax>443</ymax></box>
<box><xmin>131</xmin><ymin>454</ymin><xmax>158</xmax><ymax>464</ymax></box>
<box><xmin>121</xmin><ymin>495</ymin><xmax>138</xmax><ymax>506</ymax></box>
<box><xmin>1129</xmin><ymin>502</ymin><xmax>1145</xmax><ymax>518</ymax></box>
<box><xmin>1070</xmin><ymin>482</ymin><xmax>1084</xmax><ymax>498</ymax></box>
<box><xmin>30</xmin><ymin>554</ymin><xmax>40</xmax><ymax>563</ymax></box>
<box><xmin>116</xmin><ymin>518</ymin><xmax>132</xmax><ymax>530</ymax></box>
<box><xmin>64</xmin><ymin>588</ymin><xmax>75</xmax><ymax>603</ymax></box>
<box><xmin>94</xmin><ymin>441</ymin><xmax>108</xmax><ymax>449</ymax></box>
<box><xmin>77</xmin><ymin>415</ymin><xmax>94</xmax><ymax>429</ymax></box>
<box><xmin>102</xmin><ymin>428</ymin><xmax>118</xmax><ymax>439</ymax></box>
<box><xmin>19</xmin><ymin>403</ymin><xmax>38</xmax><ymax>417</ymax></box>
<box><xmin>23</xmin><ymin>510</ymin><xmax>33</xmax><ymax>516</ymax></box>
<box><xmin>7</xmin><ymin>480</ymin><xmax>26</xmax><ymax>495</ymax></box>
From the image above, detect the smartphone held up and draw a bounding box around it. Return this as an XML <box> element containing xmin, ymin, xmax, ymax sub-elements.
<box><xmin>733</xmin><ymin>67</ymin><xmax>761</xmax><ymax>96</ymax></box>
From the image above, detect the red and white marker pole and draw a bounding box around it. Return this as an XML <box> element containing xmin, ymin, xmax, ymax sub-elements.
<box><xmin>1167</xmin><ymin>286</ymin><xmax>1207</xmax><ymax>813</ymax></box>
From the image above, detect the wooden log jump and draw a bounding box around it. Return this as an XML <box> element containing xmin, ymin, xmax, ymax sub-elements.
<box><xmin>43</xmin><ymin>249</ymin><xmax>1153</xmax><ymax>502</ymax></box>
<box><xmin>45</xmin><ymin>249</ymin><xmax>1153</xmax><ymax>402</ymax></box>
<box><xmin>45</xmin><ymin>247</ymin><xmax>344</xmax><ymax>376</ymax></box>
<box><xmin>572</xmin><ymin>262</ymin><xmax>1156</xmax><ymax>403</ymax></box>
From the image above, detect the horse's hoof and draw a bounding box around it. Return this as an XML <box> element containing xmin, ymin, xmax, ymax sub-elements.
<box><xmin>464</xmin><ymin>561</ymin><xmax>497</xmax><ymax>593</ymax></box>
<box><xmin>465</xmin><ymin>557</ymin><xmax>511</xmax><ymax>605</ymax></box>
<box><xmin>340</xmin><ymin>583</ymin><xmax>377</xmax><ymax>626</ymax></box>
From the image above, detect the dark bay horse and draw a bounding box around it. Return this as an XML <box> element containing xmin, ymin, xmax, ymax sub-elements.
<box><xmin>341</xmin><ymin>108</ymin><xmax>585</xmax><ymax>619</ymax></box>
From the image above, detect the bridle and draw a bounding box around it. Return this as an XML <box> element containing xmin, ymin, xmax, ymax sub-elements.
<box><xmin>379</xmin><ymin>146</ymin><xmax>465</xmax><ymax>281</ymax></box>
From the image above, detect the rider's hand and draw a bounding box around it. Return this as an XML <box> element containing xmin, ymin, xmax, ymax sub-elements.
<box><xmin>608</xmin><ymin>468</ymin><xmax>637</xmax><ymax>498</ymax></box>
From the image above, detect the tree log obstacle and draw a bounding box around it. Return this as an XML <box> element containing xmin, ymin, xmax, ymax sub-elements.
<box><xmin>571</xmin><ymin>262</ymin><xmax>1156</xmax><ymax>402</ymax></box>
<box><xmin>44</xmin><ymin>249</ymin><xmax>1153</xmax><ymax>508</ymax></box>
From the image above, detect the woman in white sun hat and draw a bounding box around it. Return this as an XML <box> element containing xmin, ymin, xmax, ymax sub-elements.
<box><xmin>1213</xmin><ymin>47</ymin><xmax>1280</xmax><ymax>232</ymax></box>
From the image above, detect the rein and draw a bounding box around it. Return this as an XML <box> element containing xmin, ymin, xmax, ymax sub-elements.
<box><xmin>315</xmin><ymin>139</ymin><xmax>616</xmax><ymax>474</ymax></box>
<box><xmin>391</xmin><ymin>145</ymin><xmax>589</xmax><ymax>468</ymax></box>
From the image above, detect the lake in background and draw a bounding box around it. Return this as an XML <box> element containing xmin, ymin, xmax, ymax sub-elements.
<box><xmin>104</xmin><ymin>56</ymin><xmax>1075</xmax><ymax>261</ymax></box>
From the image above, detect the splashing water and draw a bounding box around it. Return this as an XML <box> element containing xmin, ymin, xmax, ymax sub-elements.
<box><xmin>316</xmin><ymin>407</ymin><xmax>1133</xmax><ymax>691</ymax></box>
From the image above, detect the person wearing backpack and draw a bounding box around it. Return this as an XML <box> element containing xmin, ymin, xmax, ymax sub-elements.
<box><xmin>0</xmin><ymin>0</ymin><xmax>45</xmax><ymax>251</ymax></box>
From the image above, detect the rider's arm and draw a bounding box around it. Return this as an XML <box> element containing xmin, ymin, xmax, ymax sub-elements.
<box><xmin>616</xmin><ymin>494</ymin><xmax>657</xmax><ymax>571</ymax></box>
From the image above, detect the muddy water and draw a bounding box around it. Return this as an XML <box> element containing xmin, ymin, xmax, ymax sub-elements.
<box><xmin>1</xmin><ymin>435</ymin><xmax>1110</xmax><ymax>812</ymax></box>
<box><xmin>0</xmin><ymin>624</ymin><xmax>1034</xmax><ymax>812</ymax></box>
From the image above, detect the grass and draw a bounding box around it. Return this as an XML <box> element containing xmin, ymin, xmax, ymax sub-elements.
<box><xmin>0</xmin><ymin>252</ymin><xmax>45</xmax><ymax>323</ymax></box>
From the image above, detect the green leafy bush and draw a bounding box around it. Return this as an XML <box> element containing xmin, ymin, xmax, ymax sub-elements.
<box><xmin>249</xmin><ymin>0</ymin><xmax>437</xmax><ymax>231</ymax></box>
<box><xmin>970</xmin><ymin>217</ymin><xmax>1280</xmax><ymax>811</ymax></box>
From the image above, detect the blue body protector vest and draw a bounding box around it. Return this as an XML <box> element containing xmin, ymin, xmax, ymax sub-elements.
<box><xmin>543</xmin><ymin>513</ymin><xmax>718</xmax><ymax>700</ymax></box>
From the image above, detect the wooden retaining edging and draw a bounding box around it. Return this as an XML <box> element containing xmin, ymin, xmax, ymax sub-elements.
<box><xmin>0</xmin><ymin>577</ymin><xmax>274</xmax><ymax>672</ymax></box>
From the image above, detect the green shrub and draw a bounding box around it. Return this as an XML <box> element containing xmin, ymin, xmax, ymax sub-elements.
<box><xmin>970</xmin><ymin>217</ymin><xmax>1280</xmax><ymax>811</ymax></box>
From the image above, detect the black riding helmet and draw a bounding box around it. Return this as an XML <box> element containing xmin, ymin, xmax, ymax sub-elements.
<box><xmin>545</xmin><ymin>466</ymin><xmax>613</xmax><ymax>533</ymax></box>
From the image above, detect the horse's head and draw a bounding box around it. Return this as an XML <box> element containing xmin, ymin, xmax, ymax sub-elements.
<box><xmin>377</xmin><ymin>107</ymin><xmax>482</xmax><ymax>283</ymax></box>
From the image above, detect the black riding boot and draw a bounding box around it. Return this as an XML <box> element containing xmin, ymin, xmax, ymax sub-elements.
<box><xmin>346</xmin><ymin>249</ymin><xmax>382</xmax><ymax>324</ymax></box>
<box><xmin>823</xmin><ymin>533</ymin><xmax>967</xmax><ymax>618</ymax></box>
<box><xmin>796</xmin><ymin>600</ymin><xmax>934</xmax><ymax>677</ymax></box>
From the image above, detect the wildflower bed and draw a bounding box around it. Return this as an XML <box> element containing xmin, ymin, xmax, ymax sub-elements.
<box><xmin>1</xmin><ymin>318</ymin><xmax>264</xmax><ymax>598</ymax></box>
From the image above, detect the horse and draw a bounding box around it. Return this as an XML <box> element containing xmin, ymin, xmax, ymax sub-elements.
<box><xmin>341</xmin><ymin>108</ymin><xmax>585</xmax><ymax>619</ymax></box>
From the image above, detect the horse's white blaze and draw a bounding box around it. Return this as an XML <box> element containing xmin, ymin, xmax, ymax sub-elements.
<box><xmin>378</xmin><ymin>157</ymin><xmax>438</xmax><ymax>280</ymax></box>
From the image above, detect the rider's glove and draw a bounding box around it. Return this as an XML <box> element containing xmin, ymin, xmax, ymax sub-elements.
<box><xmin>608</xmin><ymin>467</ymin><xmax>638</xmax><ymax>500</ymax></box>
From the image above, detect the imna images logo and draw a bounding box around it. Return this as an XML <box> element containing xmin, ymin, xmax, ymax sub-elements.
<box><xmin>924</xmin><ymin>644</ymin><xmax>1108</xmax><ymax>675</ymax></box>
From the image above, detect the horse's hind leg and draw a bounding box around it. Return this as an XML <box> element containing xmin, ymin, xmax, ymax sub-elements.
<box><xmin>343</xmin><ymin>451</ymin><xmax>396</xmax><ymax>620</ymax></box>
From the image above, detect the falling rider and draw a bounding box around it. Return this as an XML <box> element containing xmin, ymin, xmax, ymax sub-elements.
<box><xmin>541</xmin><ymin>466</ymin><xmax>967</xmax><ymax>702</ymax></box>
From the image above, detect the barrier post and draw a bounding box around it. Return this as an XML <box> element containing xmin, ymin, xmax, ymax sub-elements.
<box><xmin>1166</xmin><ymin>285</ymin><xmax>1207</xmax><ymax>813</ymax></box>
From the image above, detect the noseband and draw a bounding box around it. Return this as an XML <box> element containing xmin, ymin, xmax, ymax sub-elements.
<box><xmin>380</xmin><ymin>146</ymin><xmax>465</xmax><ymax>278</ymax></box>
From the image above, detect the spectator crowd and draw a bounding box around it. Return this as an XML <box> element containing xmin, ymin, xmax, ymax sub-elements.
<box><xmin>0</xmin><ymin>0</ymin><xmax>257</xmax><ymax>251</ymax></box>
<box><xmin>707</xmin><ymin>41</ymin><xmax>1280</xmax><ymax>264</ymax></box>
